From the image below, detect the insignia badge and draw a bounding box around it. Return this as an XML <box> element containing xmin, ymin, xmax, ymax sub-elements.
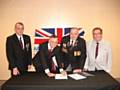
<box><xmin>26</xmin><ymin>43</ymin><xmax>29</xmax><ymax>51</ymax></box>
<box><xmin>74</xmin><ymin>51</ymin><xmax>77</xmax><ymax>56</ymax></box>
<box><xmin>74</xmin><ymin>51</ymin><xmax>81</xmax><ymax>56</ymax></box>
<box><xmin>77</xmin><ymin>51</ymin><xmax>81</xmax><ymax>56</ymax></box>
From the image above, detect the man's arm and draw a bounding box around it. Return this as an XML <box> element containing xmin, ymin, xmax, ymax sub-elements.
<box><xmin>40</xmin><ymin>46</ymin><xmax>56</xmax><ymax>77</ymax></box>
<box><xmin>53</xmin><ymin>47</ymin><xmax>67</xmax><ymax>75</ymax></box>
<box><xmin>53</xmin><ymin>47</ymin><xmax>63</xmax><ymax>68</ymax></box>
<box><xmin>106</xmin><ymin>44</ymin><xmax>112</xmax><ymax>73</ymax></box>
<box><xmin>79</xmin><ymin>39</ymin><xmax>87</xmax><ymax>70</ymax></box>
<box><xmin>6</xmin><ymin>37</ymin><xmax>16</xmax><ymax>69</ymax></box>
<box><xmin>83</xmin><ymin>42</ymin><xmax>89</xmax><ymax>71</ymax></box>
<box><xmin>39</xmin><ymin>45</ymin><xmax>49</xmax><ymax>73</ymax></box>
<box><xmin>27</xmin><ymin>36</ymin><xmax>32</xmax><ymax>65</ymax></box>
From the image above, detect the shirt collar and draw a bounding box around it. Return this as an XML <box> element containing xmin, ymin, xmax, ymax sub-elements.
<box><xmin>16</xmin><ymin>34</ymin><xmax>23</xmax><ymax>40</ymax></box>
<box><xmin>93</xmin><ymin>40</ymin><xmax>102</xmax><ymax>44</ymax></box>
<box><xmin>48</xmin><ymin>43</ymin><xmax>53</xmax><ymax>50</ymax></box>
<box><xmin>70</xmin><ymin>39</ymin><xmax>76</xmax><ymax>42</ymax></box>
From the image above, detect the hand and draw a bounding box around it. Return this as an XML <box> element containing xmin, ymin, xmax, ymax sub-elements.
<box><xmin>61</xmin><ymin>63</ymin><xmax>64</xmax><ymax>68</ymax></box>
<box><xmin>83</xmin><ymin>68</ymin><xmax>88</xmax><ymax>71</ymax></box>
<box><xmin>13</xmin><ymin>67</ymin><xmax>20</xmax><ymax>76</ymax></box>
<box><xmin>61</xmin><ymin>70</ymin><xmax>67</xmax><ymax>76</ymax></box>
<box><xmin>73</xmin><ymin>69</ymin><xmax>82</xmax><ymax>73</ymax></box>
<box><xmin>47</xmin><ymin>73</ymin><xmax>55</xmax><ymax>77</ymax></box>
<box><xmin>28</xmin><ymin>65</ymin><xmax>31</xmax><ymax>70</ymax></box>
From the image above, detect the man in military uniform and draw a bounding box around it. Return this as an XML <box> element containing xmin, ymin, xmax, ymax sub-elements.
<box><xmin>61</xmin><ymin>28</ymin><xmax>86</xmax><ymax>73</ymax></box>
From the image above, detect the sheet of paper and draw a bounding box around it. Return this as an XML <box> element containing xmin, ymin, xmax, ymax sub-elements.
<box><xmin>68</xmin><ymin>73</ymin><xmax>86</xmax><ymax>80</ymax></box>
<box><xmin>80</xmin><ymin>72</ymin><xmax>94</xmax><ymax>77</ymax></box>
<box><xmin>55</xmin><ymin>74</ymin><xmax>68</xmax><ymax>80</ymax></box>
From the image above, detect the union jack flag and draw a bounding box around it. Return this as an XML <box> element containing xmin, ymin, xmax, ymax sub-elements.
<box><xmin>34</xmin><ymin>27</ymin><xmax>85</xmax><ymax>53</ymax></box>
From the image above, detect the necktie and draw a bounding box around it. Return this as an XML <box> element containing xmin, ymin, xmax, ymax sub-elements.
<box><xmin>71</xmin><ymin>40</ymin><xmax>74</xmax><ymax>46</ymax></box>
<box><xmin>48</xmin><ymin>49</ymin><xmax>56</xmax><ymax>73</ymax></box>
<box><xmin>95</xmin><ymin>42</ymin><xmax>99</xmax><ymax>59</ymax></box>
<box><xmin>19</xmin><ymin>37</ymin><xmax>23</xmax><ymax>49</ymax></box>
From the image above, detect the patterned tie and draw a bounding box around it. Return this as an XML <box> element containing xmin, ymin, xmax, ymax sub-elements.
<box><xmin>48</xmin><ymin>49</ymin><xmax>56</xmax><ymax>73</ymax></box>
<box><xmin>95</xmin><ymin>42</ymin><xmax>99</xmax><ymax>59</ymax></box>
<box><xmin>19</xmin><ymin>37</ymin><xmax>23</xmax><ymax>49</ymax></box>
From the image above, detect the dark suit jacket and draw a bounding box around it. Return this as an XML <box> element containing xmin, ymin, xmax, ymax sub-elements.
<box><xmin>32</xmin><ymin>50</ymin><xmax>43</xmax><ymax>72</ymax></box>
<box><xmin>6</xmin><ymin>34</ymin><xmax>32</xmax><ymax>71</ymax></box>
<box><xmin>33</xmin><ymin>42</ymin><xmax>63</xmax><ymax>73</ymax></box>
<box><xmin>61</xmin><ymin>35</ymin><xmax>86</xmax><ymax>70</ymax></box>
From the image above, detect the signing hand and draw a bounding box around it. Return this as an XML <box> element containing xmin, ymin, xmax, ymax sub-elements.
<box><xmin>47</xmin><ymin>73</ymin><xmax>56</xmax><ymax>77</ymax></box>
<box><xmin>28</xmin><ymin>65</ymin><xmax>31</xmax><ymax>70</ymax></box>
<box><xmin>73</xmin><ymin>69</ymin><xmax>82</xmax><ymax>73</ymax></box>
<box><xmin>61</xmin><ymin>70</ymin><xmax>67</xmax><ymax>76</ymax></box>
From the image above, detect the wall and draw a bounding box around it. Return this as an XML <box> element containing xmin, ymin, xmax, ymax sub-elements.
<box><xmin>0</xmin><ymin>0</ymin><xmax>120</xmax><ymax>79</ymax></box>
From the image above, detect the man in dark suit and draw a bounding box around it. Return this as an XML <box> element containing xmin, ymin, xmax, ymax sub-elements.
<box><xmin>61</xmin><ymin>27</ymin><xmax>86</xmax><ymax>73</ymax></box>
<box><xmin>6</xmin><ymin>22</ymin><xmax>32</xmax><ymax>76</ymax></box>
<box><xmin>33</xmin><ymin>35</ymin><xmax>66</xmax><ymax>77</ymax></box>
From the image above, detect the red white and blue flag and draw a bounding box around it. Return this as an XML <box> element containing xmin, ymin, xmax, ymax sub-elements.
<box><xmin>34</xmin><ymin>27</ymin><xmax>85</xmax><ymax>53</ymax></box>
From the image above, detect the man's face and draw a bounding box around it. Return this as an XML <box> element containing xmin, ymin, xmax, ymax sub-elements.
<box><xmin>49</xmin><ymin>38</ymin><xmax>58</xmax><ymax>49</ymax></box>
<box><xmin>93</xmin><ymin>29</ymin><xmax>102</xmax><ymax>42</ymax></box>
<box><xmin>70</xmin><ymin>29</ymin><xmax>79</xmax><ymax>40</ymax></box>
<box><xmin>15</xmin><ymin>24</ymin><xmax>24</xmax><ymax>36</ymax></box>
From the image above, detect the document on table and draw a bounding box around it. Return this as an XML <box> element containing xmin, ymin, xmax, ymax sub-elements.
<box><xmin>68</xmin><ymin>73</ymin><xmax>86</xmax><ymax>80</ymax></box>
<box><xmin>80</xmin><ymin>72</ymin><xmax>94</xmax><ymax>77</ymax></box>
<box><xmin>55</xmin><ymin>74</ymin><xmax>68</xmax><ymax>80</ymax></box>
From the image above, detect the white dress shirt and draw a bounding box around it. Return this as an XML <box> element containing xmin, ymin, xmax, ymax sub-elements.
<box><xmin>84</xmin><ymin>40</ymin><xmax>112</xmax><ymax>73</ymax></box>
<box><xmin>70</xmin><ymin>39</ymin><xmax>76</xmax><ymax>46</ymax></box>
<box><xmin>45</xmin><ymin>43</ymin><xmax>63</xmax><ymax>74</ymax></box>
<box><xmin>16</xmin><ymin>34</ymin><xmax>25</xmax><ymax>49</ymax></box>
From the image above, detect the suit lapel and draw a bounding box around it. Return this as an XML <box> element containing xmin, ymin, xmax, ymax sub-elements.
<box><xmin>65</xmin><ymin>35</ymin><xmax>70</xmax><ymax>46</ymax></box>
<box><xmin>23</xmin><ymin>35</ymin><xmax>26</xmax><ymax>50</ymax></box>
<box><xmin>45</xmin><ymin>42</ymin><xmax>49</xmax><ymax>57</ymax></box>
<box><xmin>90</xmin><ymin>41</ymin><xmax>95</xmax><ymax>60</ymax></box>
<box><xmin>14</xmin><ymin>34</ymin><xmax>25</xmax><ymax>51</ymax></box>
<box><xmin>14</xmin><ymin>34</ymin><xmax>22</xmax><ymax>49</ymax></box>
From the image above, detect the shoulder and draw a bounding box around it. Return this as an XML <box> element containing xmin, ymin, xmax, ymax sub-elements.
<box><xmin>62</xmin><ymin>35</ymin><xmax>70</xmax><ymax>41</ymax></box>
<box><xmin>86</xmin><ymin>41</ymin><xmax>93</xmax><ymax>45</ymax></box>
<box><xmin>6</xmin><ymin>34</ymin><xmax>16</xmax><ymax>41</ymax></box>
<box><xmin>102</xmin><ymin>41</ymin><xmax>111</xmax><ymax>48</ymax></box>
<box><xmin>56</xmin><ymin>46</ymin><xmax>61</xmax><ymax>50</ymax></box>
<box><xmin>53</xmin><ymin>46</ymin><xmax>61</xmax><ymax>53</ymax></box>
<box><xmin>23</xmin><ymin>34</ymin><xmax>30</xmax><ymax>39</ymax></box>
<box><xmin>39</xmin><ymin>42</ymin><xmax>48</xmax><ymax>48</ymax></box>
<box><xmin>85</xmin><ymin>41</ymin><xmax>94</xmax><ymax>49</ymax></box>
<box><xmin>77</xmin><ymin>37</ymin><xmax>86</xmax><ymax>43</ymax></box>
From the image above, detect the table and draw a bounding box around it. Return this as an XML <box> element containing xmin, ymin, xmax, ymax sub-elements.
<box><xmin>1</xmin><ymin>71</ymin><xmax>120</xmax><ymax>90</ymax></box>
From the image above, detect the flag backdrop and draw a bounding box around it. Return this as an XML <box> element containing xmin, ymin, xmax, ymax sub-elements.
<box><xmin>34</xmin><ymin>27</ymin><xmax>85</xmax><ymax>54</ymax></box>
